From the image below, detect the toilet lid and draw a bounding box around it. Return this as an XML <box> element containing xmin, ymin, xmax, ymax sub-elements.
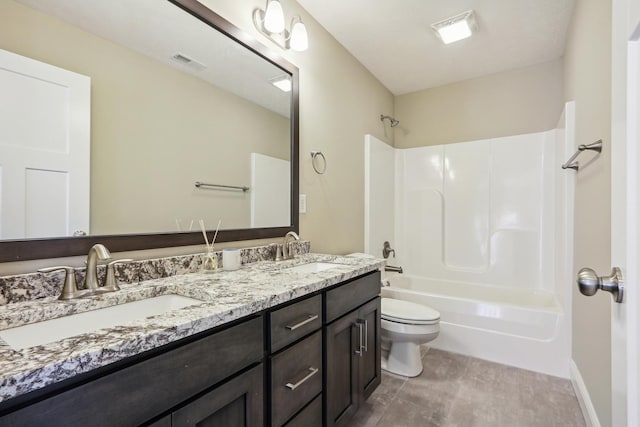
<box><xmin>381</xmin><ymin>298</ymin><xmax>440</xmax><ymax>325</ymax></box>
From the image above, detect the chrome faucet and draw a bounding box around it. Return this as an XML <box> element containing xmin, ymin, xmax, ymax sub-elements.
<box><xmin>38</xmin><ymin>244</ymin><xmax>121</xmax><ymax>300</ymax></box>
<box><xmin>85</xmin><ymin>244</ymin><xmax>112</xmax><ymax>294</ymax></box>
<box><xmin>282</xmin><ymin>231</ymin><xmax>300</xmax><ymax>260</ymax></box>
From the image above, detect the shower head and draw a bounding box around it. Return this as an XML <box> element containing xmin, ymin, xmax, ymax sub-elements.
<box><xmin>380</xmin><ymin>114</ymin><xmax>400</xmax><ymax>127</ymax></box>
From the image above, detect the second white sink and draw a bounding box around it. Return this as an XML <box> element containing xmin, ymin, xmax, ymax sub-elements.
<box><xmin>285</xmin><ymin>262</ymin><xmax>338</xmax><ymax>274</ymax></box>
<box><xmin>0</xmin><ymin>294</ymin><xmax>203</xmax><ymax>350</ymax></box>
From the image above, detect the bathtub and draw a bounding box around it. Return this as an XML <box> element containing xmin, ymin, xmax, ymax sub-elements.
<box><xmin>382</xmin><ymin>274</ymin><xmax>570</xmax><ymax>378</ymax></box>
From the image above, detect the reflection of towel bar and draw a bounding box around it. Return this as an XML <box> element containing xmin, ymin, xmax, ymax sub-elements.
<box><xmin>562</xmin><ymin>140</ymin><xmax>602</xmax><ymax>171</ymax></box>
<box><xmin>194</xmin><ymin>181</ymin><xmax>250</xmax><ymax>192</ymax></box>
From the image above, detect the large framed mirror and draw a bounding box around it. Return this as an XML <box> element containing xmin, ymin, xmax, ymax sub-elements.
<box><xmin>0</xmin><ymin>0</ymin><xmax>299</xmax><ymax>262</ymax></box>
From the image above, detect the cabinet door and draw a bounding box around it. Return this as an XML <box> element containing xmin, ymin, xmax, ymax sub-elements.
<box><xmin>358</xmin><ymin>297</ymin><xmax>381</xmax><ymax>401</ymax></box>
<box><xmin>325</xmin><ymin>310</ymin><xmax>360</xmax><ymax>427</ymax></box>
<box><xmin>172</xmin><ymin>364</ymin><xmax>263</xmax><ymax>427</ymax></box>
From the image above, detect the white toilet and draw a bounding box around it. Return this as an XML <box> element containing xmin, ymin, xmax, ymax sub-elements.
<box><xmin>344</xmin><ymin>253</ymin><xmax>440</xmax><ymax>377</ymax></box>
<box><xmin>381</xmin><ymin>297</ymin><xmax>440</xmax><ymax>377</ymax></box>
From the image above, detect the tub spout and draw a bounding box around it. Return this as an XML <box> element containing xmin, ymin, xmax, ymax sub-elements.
<box><xmin>385</xmin><ymin>265</ymin><xmax>403</xmax><ymax>274</ymax></box>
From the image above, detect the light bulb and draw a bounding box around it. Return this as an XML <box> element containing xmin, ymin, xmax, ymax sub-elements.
<box><xmin>289</xmin><ymin>18</ymin><xmax>308</xmax><ymax>52</ymax></box>
<box><xmin>264</xmin><ymin>0</ymin><xmax>285</xmax><ymax>33</ymax></box>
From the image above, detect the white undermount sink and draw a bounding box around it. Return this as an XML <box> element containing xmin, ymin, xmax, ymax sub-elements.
<box><xmin>285</xmin><ymin>262</ymin><xmax>338</xmax><ymax>274</ymax></box>
<box><xmin>0</xmin><ymin>294</ymin><xmax>203</xmax><ymax>350</ymax></box>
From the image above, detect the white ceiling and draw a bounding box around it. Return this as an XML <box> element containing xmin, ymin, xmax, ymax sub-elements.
<box><xmin>296</xmin><ymin>0</ymin><xmax>576</xmax><ymax>95</ymax></box>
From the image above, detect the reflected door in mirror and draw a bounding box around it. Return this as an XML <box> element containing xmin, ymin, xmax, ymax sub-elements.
<box><xmin>0</xmin><ymin>49</ymin><xmax>90</xmax><ymax>239</ymax></box>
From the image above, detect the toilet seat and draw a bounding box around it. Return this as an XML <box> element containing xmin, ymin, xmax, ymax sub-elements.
<box><xmin>381</xmin><ymin>298</ymin><xmax>440</xmax><ymax>325</ymax></box>
<box><xmin>381</xmin><ymin>318</ymin><xmax>440</xmax><ymax>335</ymax></box>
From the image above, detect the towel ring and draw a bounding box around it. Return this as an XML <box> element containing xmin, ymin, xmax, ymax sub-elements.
<box><xmin>311</xmin><ymin>151</ymin><xmax>327</xmax><ymax>174</ymax></box>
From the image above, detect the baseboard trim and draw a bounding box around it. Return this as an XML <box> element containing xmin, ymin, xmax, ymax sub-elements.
<box><xmin>570</xmin><ymin>359</ymin><xmax>602</xmax><ymax>427</ymax></box>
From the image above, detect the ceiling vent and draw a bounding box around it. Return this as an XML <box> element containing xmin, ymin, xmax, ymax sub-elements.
<box><xmin>171</xmin><ymin>53</ymin><xmax>207</xmax><ymax>71</ymax></box>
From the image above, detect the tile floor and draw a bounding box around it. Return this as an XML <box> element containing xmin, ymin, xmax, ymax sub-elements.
<box><xmin>348</xmin><ymin>347</ymin><xmax>586</xmax><ymax>427</ymax></box>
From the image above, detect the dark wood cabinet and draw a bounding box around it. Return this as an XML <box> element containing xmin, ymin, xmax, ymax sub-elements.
<box><xmin>0</xmin><ymin>316</ymin><xmax>264</xmax><ymax>427</ymax></box>
<box><xmin>358</xmin><ymin>298</ymin><xmax>382</xmax><ymax>401</ymax></box>
<box><xmin>325</xmin><ymin>308</ymin><xmax>361</xmax><ymax>426</ymax></box>
<box><xmin>0</xmin><ymin>270</ymin><xmax>381</xmax><ymax>427</ymax></box>
<box><xmin>270</xmin><ymin>294</ymin><xmax>322</xmax><ymax>353</ymax></box>
<box><xmin>325</xmin><ymin>272</ymin><xmax>381</xmax><ymax>427</ymax></box>
<box><xmin>171</xmin><ymin>364</ymin><xmax>264</xmax><ymax>427</ymax></box>
<box><xmin>284</xmin><ymin>394</ymin><xmax>322</xmax><ymax>427</ymax></box>
<box><xmin>271</xmin><ymin>331</ymin><xmax>322</xmax><ymax>426</ymax></box>
<box><xmin>268</xmin><ymin>292</ymin><xmax>324</xmax><ymax>427</ymax></box>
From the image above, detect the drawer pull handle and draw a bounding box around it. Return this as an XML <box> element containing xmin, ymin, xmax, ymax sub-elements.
<box><xmin>286</xmin><ymin>314</ymin><xmax>319</xmax><ymax>331</ymax></box>
<box><xmin>285</xmin><ymin>367</ymin><xmax>319</xmax><ymax>390</ymax></box>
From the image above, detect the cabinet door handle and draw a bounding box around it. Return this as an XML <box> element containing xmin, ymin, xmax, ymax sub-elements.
<box><xmin>354</xmin><ymin>321</ymin><xmax>364</xmax><ymax>357</ymax></box>
<box><xmin>362</xmin><ymin>319</ymin><xmax>368</xmax><ymax>353</ymax></box>
<box><xmin>286</xmin><ymin>314</ymin><xmax>319</xmax><ymax>331</ymax></box>
<box><xmin>285</xmin><ymin>367</ymin><xmax>319</xmax><ymax>390</ymax></box>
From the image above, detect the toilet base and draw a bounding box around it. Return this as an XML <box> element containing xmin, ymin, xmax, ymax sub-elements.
<box><xmin>382</xmin><ymin>341</ymin><xmax>423</xmax><ymax>377</ymax></box>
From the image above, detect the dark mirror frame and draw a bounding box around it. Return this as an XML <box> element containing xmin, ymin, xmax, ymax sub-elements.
<box><xmin>0</xmin><ymin>0</ymin><xmax>299</xmax><ymax>263</ymax></box>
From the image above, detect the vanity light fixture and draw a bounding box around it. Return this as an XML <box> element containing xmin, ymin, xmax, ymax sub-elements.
<box><xmin>431</xmin><ymin>10</ymin><xmax>477</xmax><ymax>45</ymax></box>
<box><xmin>253</xmin><ymin>0</ymin><xmax>309</xmax><ymax>52</ymax></box>
<box><xmin>270</xmin><ymin>75</ymin><xmax>292</xmax><ymax>92</ymax></box>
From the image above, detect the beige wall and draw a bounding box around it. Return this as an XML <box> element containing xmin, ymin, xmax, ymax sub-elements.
<box><xmin>394</xmin><ymin>59</ymin><xmax>564</xmax><ymax>148</ymax></box>
<box><xmin>564</xmin><ymin>0</ymin><xmax>612</xmax><ymax>425</ymax></box>
<box><xmin>169</xmin><ymin>0</ymin><xmax>396</xmax><ymax>256</ymax></box>
<box><xmin>0</xmin><ymin>0</ymin><xmax>289</xmax><ymax>235</ymax></box>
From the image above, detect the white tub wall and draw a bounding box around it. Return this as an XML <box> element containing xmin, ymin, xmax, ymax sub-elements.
<box><xmin>394</xmin><ymin>133</ymin><xmax>553</xmax><ymax>292</ymax></box>
<box><xmin>554</xmin><ymin>101</ymin><xmax>576</xmax><ymax>313</ymax></box>
<box><xmin>393</xmin><ymin>144</ymin><xmax>442</xmax><ymax>271</ymax></box>
<box><xmin>540</xmin><ymin>130</ymin><xmax>558</xmax><ymax>293</ymax></box>
<box><xmin>364</xmin><ymin>135</ymin><xmax>395</xmax><ymax>258</ymax></box>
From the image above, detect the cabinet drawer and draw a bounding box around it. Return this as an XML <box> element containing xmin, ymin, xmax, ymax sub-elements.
<box><xmin>271</xmin><ymin>330</ymin><xmax>322</xmax><ymax>427</ymax></box>
<box><xmin>325</xmin><ymin>271</ymin><xmax>381</xmax><ymax>323</ymax></box>
<box><xmin>172</xmin><ymin>363</ymin><xmax>263</xmax><ymax>427</ymax></box>
<box><xmin>0</xmin><ymin>316</ymin><xmax>264</xmax><ymax>427</ymax></box>
<box><xmin>270</xmin><ymin>294</ymin><xmax>322</xmax><ymax>352</ymax></box>
<box><xmin>284</xmin><ymin>394</ymin><xmax>322</xmax><ymax>427</ymax></box>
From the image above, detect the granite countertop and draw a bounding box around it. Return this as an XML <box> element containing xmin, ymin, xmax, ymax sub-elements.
<box><xmin>0</xmin><ymin>253</ymin><xmax>384</xmax><ymax>403</ymax></box>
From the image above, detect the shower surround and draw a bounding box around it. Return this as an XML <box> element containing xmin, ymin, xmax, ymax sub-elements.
<box><xmin>365</xmin><ymin>103</ymin><xmax>575</xmax><ymax>377</ymax></box>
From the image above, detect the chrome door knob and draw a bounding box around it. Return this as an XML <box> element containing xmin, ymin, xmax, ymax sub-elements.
<box><xmin>577</xmin><ymin>267</ymin><xmax>624</xmax><ymax>303</ymax></box>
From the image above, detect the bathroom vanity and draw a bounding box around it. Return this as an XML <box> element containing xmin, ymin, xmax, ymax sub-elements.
<box><xmin>1</xmin><ymin>0</ymin><xmax>380</xmax><ymax>424</ymax></box>
<box><xmin>0</xmin><ymin>254</ymin><xmax>383</xmax><ymax>426</ymax></box>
